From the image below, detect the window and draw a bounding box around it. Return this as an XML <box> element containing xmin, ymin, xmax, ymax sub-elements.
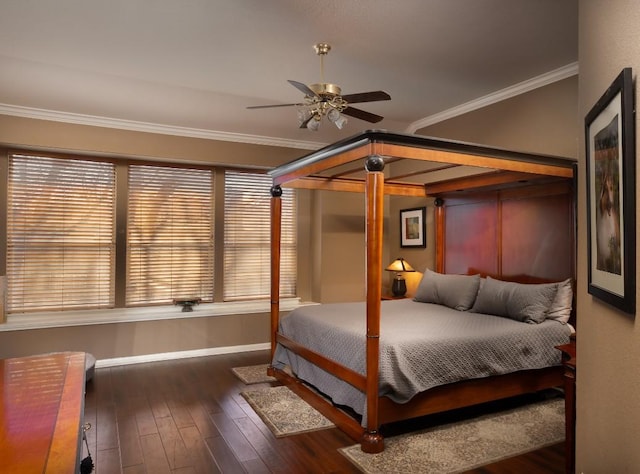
<box><xmin>6</xmin><ymin>154</ymin><xmax>115</xmax><ymax>312</ymax></box>
<box><xmin>127</xmin><ymin>165</ymin><xmax>214</xmax><ymax>305</ymax></box>
<box><xmin>3</xmin><ymin>153</ymin><xmax>297</xmax><ymax>316</ymax></box>
<box><xmin>224</xmin><ymin>171</ymin><xmax>296</xmax><ymax>300</ymax></box>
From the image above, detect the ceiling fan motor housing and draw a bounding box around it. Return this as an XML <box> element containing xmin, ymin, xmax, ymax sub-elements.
<box><xmin>309</xmin><ymin>83</ymin><xmax>341</xmax><ymax>98</ymax></box>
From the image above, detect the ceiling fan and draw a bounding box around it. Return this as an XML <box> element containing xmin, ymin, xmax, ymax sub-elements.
<box><xmin>247</xmin><ymin>43</ymin><xmax>391</xmax><ymax>131</ymax></box>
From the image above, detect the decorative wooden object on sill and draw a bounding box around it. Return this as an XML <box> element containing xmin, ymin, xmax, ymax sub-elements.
<box><xmin>173</xmin><ymin>297</ymin><xmax>202</xmax><ymax>312</ymax></box>
<box><xmin>556</xmin><ymin>333</ymin><xmax>576</xmax><ymax>474</ymax></box>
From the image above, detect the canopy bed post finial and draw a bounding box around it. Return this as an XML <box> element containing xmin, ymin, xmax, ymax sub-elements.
<box><xmin>363</xmin><ymin>156</ymin><xmax>385</xmax><ymax>453</ymax></box>
<box><xmin>270</xmin><ymin>185</ymin><xmax>283</xmax><ymax>197</ymax></box>
<box><xmin>269</xmin><ymin>185</ymin><xmax>283</xmax><ymax>373</ymax></box>
<box><xmin>365</xmin><ymin>154</ymin><xmax>385</xmax><ymax>172</ymax></box>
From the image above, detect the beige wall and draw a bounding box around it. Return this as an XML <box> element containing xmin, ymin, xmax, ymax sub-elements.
<box><xmin>416</xmin><ymin>75</ymin><xmax>579</xmax><ymax>159</ymax></box>
<box><xmin>312</xmin><ymin>190</ymin><xmax>368</xmax><ymax>303</ymax></box>
<box><xmin>0</xmin><ymin>313</ymin><xmax>269</xmax><ymax>361</ymax></box>
<box><xmin>386</xmin><ymin>195</ymin><xmax>434</xmax><ymax>294</ymax></box>
<box><xmin>577</xmin><ymin>2</ymin><xmax>640</xmax><ymax>471</ymax></box>
<box><xmin>0</xmin><ymin>115</ymin><xmax>304</xmax><ymax>167</ymax></box>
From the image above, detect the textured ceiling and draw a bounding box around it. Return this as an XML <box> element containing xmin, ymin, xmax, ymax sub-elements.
<box><xmin>0</xmin><ymin>0</ymin><xmax>578</xmax><ymax>149</ymax></box>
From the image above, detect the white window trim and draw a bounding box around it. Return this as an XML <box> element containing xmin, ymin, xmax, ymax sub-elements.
<box><xmin>0</xmin><ymin>298</ymin><xmax>311</xmax><ymax>332</ymax></box>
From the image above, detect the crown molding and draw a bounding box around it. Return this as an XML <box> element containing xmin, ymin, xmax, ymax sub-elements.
<box><xmin>0</xmin><ymin>103</ymin><xmax>324</xmax><ymax>151</ymax></box>
<box><xmin>406</xmin><ymin>62</ymin><xmax>579</xmax><ymax>133</ymax></box>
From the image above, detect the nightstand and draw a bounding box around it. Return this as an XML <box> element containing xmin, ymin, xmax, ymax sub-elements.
<box><xmin>381</xmin><ymin>294</ymin><xmax>408</xmax><ymax>300</ymax></box>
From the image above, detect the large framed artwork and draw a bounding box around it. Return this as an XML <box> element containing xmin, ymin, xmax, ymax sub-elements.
<box><xmin>585</xmin><ymin>67</ymin><xmax>636</xmax><ymax>314</ymax></box>
<box><xmin>400</xmin><ymin>207</ymin><xmax>426</xmax><ymax>248</ymax></box>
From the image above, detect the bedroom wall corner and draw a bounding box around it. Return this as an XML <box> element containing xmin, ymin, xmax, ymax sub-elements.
<box><xmin>577</xmin><ymin>1</ymin><xmax>640</xmax><ymax>471</ymax></box>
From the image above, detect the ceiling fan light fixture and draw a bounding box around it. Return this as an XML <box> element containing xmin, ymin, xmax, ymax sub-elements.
<box><xmin>307</xmin><ymin>115</ymin><xmax>321</xmax><ymax>131</ymax></box>
<box><xmin>297</xmin><ymin>107</ymin><xmax>312</xmax><ymax>126</ymax></box>
<box><xmin>327</xmin><ymin>107</ymin><xmax>347</xmax><ymax>129</ymax></box>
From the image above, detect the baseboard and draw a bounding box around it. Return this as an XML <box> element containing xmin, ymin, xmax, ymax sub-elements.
<box><xmin>95</xmin><ymin>342</ymin><xmax>271</xmax><ymax>368</ymax></box>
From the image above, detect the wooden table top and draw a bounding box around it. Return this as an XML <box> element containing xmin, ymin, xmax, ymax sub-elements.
<box><xmin>0</xmin><ymin>352</ymin><xmax>86</xmax><ymax>473</ymax></box>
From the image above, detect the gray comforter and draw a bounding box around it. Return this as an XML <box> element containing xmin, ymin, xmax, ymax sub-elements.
<box><xmin>272</xmin><ymin>299</ymin><xmax>571</xmax><ymax>421</ymax></box>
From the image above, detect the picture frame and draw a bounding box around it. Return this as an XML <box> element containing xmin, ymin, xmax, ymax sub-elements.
<box><xmin>400</xmin><ymin>207</ymin><xmax>426</xmax><ymax>248</ymax></box>
<box><xmin>585</xmin><ymin>67</ymin><xmax>636</xmax><ymax>314</ymax></box>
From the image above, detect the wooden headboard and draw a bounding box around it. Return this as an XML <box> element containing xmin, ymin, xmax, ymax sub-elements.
<box><xmin>434</xmin><ymin>181</ymin><xmax>575</xmax><ymax>281</ymax></box>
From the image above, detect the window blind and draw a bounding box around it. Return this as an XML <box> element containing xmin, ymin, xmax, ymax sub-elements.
<box><xmin>127</xmin><ymin>165</ymin><xmax>214</xmax><ymax>305</ymax></box>
<box><xmin>7</xmin><ymin>154</ymin><xmax>115</xmax><ymax>312</ymax></box>
<box><xmin>223</xmin><ymin>171</ymin><xmax>296</xmax><ymax>300</ymax></box>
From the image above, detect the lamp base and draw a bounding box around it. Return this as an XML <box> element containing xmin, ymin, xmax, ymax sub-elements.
<box><xmin>391</xmin><ymin>277</ymin><xmax>407</xmax><ymax>297</ymax></box>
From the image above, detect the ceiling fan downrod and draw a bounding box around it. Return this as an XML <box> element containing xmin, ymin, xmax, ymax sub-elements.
<box><xmin>313</xmin><ymin>43</ymin><xmax>332</xmax><ymax>89</ymax></box>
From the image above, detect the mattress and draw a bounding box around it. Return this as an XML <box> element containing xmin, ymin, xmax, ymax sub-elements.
<box><xmin>272</xmin><ymin>299</ymin><xmax>571</xmax><ymax>420</ymax></box>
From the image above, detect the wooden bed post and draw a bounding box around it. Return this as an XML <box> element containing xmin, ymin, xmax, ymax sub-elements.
<box><xmin>362</xmin><ymin>155</ymin><xmax>385</xmax><ymax>453</ymax></box>
<box><xmin>268</xmin><ymin>185</ymin><xmax>283</xmax><ymax>372</ymax></box>
<box><xmin>434</xmin><ymin>197</ymin><xmax>445</xmax><ymax>273</ymax></box>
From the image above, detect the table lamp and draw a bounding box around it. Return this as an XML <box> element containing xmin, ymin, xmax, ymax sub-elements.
<box><xmin>385</xmin><ymin>258</ymin><xmax>415</xmax><ymax>296</ymax></box>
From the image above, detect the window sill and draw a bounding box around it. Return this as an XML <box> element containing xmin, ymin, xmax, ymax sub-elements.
<box><xmin>0</xmin><ymin>298</ymin><xmax>308</xmax><ymax>332</ymax></box>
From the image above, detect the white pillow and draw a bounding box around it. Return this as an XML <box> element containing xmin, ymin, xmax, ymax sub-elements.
<box><xmin>546</xmin><ymin>278</ymin><xmax>573</xmax><ymax>324</ymax></box>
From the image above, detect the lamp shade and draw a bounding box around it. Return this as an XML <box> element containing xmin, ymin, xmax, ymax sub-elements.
<box><xmin>385</xmin><ymin>258</ymin><xmax>415</xmax><ymax>273</ymax></box>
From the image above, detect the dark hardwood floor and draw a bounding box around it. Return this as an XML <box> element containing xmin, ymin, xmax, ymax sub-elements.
<box><xmin>83</xmin><ymin>350</ymin><xmax>565</xmax><ymax>473</ymax></box>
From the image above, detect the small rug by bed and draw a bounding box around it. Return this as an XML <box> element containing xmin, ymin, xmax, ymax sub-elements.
<box><xmin>340</xmin><ymin>397</ymin><xmax>564</xmax><ymax>474</ymax></box>
<box><xmin>231</xmin><ymin>364</ymin><xmax>276</xmax><ymax>384</ymax></box>
<box><xmin>241</xmin><ymin>385</ymin><xmax>335</xmax><ymax>437</ymax></box>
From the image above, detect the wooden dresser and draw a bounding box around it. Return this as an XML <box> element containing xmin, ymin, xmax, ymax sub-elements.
<box><xmin>0</xmin><ymin>352</ymin><xmax>86</xmax><ymax>473</ymax></box>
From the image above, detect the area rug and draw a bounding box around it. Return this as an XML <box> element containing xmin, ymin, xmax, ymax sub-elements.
<box><xmin>231</xmin><ymin>364</ymin><xmax>276</xmax><ymax>384</ymax></box>
<box><xmin>339</xmin><ymin>397</ymin><xmax>564</xmax><ymax>474</ymax></box>
<box><xmin>241</xmin><ymin>385</ymin><xmax>335</xmax><ymax>437</ymax></box>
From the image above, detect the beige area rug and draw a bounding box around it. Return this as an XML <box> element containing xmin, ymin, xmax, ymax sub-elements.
<box><xmin>231</xmin><ymin>363</ymin><xmax>276</xmax><ymax>384</ymax></box>
<box><xmin>340</xmin><ymin>397</ymin><xmax>565</xmax><ymax>474</ymax></box>
<box><xmin>241</xmin><ymin>385</ymin><xmax>335</xmax><ymax>437</ymax></box>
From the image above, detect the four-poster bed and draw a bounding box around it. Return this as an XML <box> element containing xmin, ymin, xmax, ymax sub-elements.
<box><xmin>267</xmin><ymin>130</ymin><xmax>576</xmax><ymax>453</ymax></box>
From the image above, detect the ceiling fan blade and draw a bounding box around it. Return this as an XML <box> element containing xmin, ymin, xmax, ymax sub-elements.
<box><xmin>341</xmin><ymin>90</ymin><xmax>391</xmax><ymax>104</ymax></box>
<box><xmin>342</xmin><ymin>106</ymin><xmax>384</xmax><ymax>123</ymax></box>
<box><xmin>288</xmin><ymin>80</ymin><xmax>319</xmax><ymax>97</ymax></box>
<box><xmin>247</xmin><ymin>103</ymin><xmax>300</xmax><ymax>109</ymax></box>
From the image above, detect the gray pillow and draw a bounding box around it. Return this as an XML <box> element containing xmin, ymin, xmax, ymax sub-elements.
<box><xmin>413</xmin><ymin>269</ymin><xmax>481</xmax><ymax>311</ymax></box>
<box><xmin>471</xmin><ymin>276</ymin><xmax>558</xmax><ymax>324</ymax></box>
<box><xmin>546</xmin><ymin>278</ymin><xmax>573</xmax><ymax>324</ymax></box>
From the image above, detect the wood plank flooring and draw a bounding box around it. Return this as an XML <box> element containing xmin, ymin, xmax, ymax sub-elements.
<box><xmin>83</xmin><ymin>350</ymin><xmax>565</xmax><ymax>473</ymax></box>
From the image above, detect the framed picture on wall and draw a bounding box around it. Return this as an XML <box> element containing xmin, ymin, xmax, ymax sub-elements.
<box><xmin>400</xmin><ymin>207</ymin><xmax>426</xmax><ymax>248</ymax></box>
<box><xmin>585</xmin><ymin>67</ymin><xmax>636</xmax><ymax>314</ymax></box>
